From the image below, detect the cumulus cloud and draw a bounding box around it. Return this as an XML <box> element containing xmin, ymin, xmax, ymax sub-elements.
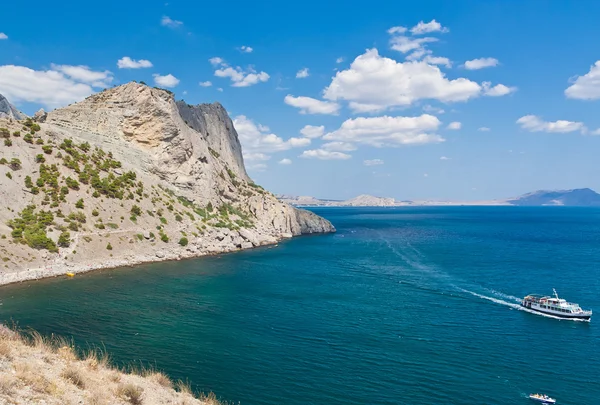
<box><xmin>161</xmin><ymin>16</ymin><xmax>183</xmax><ymax>28</ymax></box>
<box><xmin>390</xmin><ymin>36</ymin><xmax>438</xmax><ymax>54</ymax></box>
<box><xmin>364</xmin><ymin>159</ymin><xmax>384</xmax><ymax>166</ymax></box>
<box><xmin>482</xmin><ymin>82</ymin><xmax>516</xmax><ymax>96</ymax></box>
<box><xmin>516</xmin><ymin>115</ymin><xmax>586</xmax><ymax>133</ymax></box>
<box><xmin>336</xmin><ymin>57</ymin><xmax>345</xmax><ymax>63</ymax></box>
<box><xmin>0</xmin><ymin>64</ymin><xmax>111</xmax><ymax>108</ymax></box>
<box><xmin>233</xmin><ymin>115</ymin><xmax>311</xmax><ymax>163</ymax></box>
<box><xmin>239</xmin><ymin>46</ymin><xmax>253</xmax><ymax>53</ymax></box>
<box><xmin>324</xmin><ymin>49</ymin><xmax>501</xmax><ymax>113</ymax></box>
<box><xmin>447</xmin><ymin>121</ymin><xmax>461</xmax><ymax>130</ymax></box>
<box><xmin>211</xmin><ymin>57</ymin><xmax>269</xmax><ymax>87</ymax></box>
<box><xmin>463</xmin><ymin>57</ymin><xmax>499</xmax><ymax>70</ymax></box>
<box><xmin>199</xmin><ymin>81</ymin><xmax>212</xmax><ymax>87</ymax></box>
<box><xmin>284</xmin><ymin>95</ymin><xmax>340</xmax><ymax>115</ymax></box>
<box><xmin>387</xmin><ymin>26</ymin><xmax>407</xmax><ymax>35</ymax></box>
<box><xmin>321</xmin><ymin>142</ymin><xmax>357</xmax><ymax>152</ymax></box>
<box><xmin>209</xmin><ymin>57</ymin><xmax>224</xmax><ymax>66</ymax></box>
<box><xmin>300</xmin><ymin>149</ymin><xmax>351</xmax><ymax>160</ymax></box>
<box><xmin>423</xmin><ymin>105</ymin><xmax>445</xmax><ymax>114</ymax></box>
<box><xmin>323</xmin><ymin>114</ymin><xmax>444</xmax><ymax>147</ymax></box>
<box><xmin>300</xmin><ymin>125</ymin><xmax>325</xmax><ymax>138</ymax></box>
<box><xmin>440</xmin><ymin>156</ymin><xmax>450</xmax><ymax>160</ymax></box>
<box><xmin>153</xmin><ymin>73</ymin><xmax>179</xmax><ymax>88</ymax></box>
<box><xmin>296</xmin><ymin>68</ymin><xmax>310</xmax><ymax>78</ymax></box>
<box><xmin>279</xmin><ymin>158</ymin><xmax>292</xmax><ymax>165</ymax></box>
<box><xmin>410</xmin><ymin>19</ymin><xmax>449</xmax><ymax>35</ymax></box>
<box><xmin>0</xmin><ymin>33</ymin><xmax>7</xmax><ymax>40</ymax></box>
<box><xmin>117</xmin><ymin>57</ymin><xmax>153</xmax><ymax>69</ymax></box>
<box><xmin>565</xmin><ymin>61</ymin><xmax>600</xmax><ymax>100</ymax></box>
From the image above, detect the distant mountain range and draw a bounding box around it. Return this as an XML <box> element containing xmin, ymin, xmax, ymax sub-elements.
<box><xmin>278</xmin><ymin>188</ymin><xmax>600</xmax><ymax>207</ymax></box>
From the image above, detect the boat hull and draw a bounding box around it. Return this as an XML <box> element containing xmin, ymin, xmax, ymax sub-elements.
<box><xmin>522</xmin><ymin>303</ymin><xmax>591</xmax><ymax>320</ymax></box>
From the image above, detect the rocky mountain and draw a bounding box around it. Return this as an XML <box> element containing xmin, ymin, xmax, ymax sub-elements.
<box><xmin>507</xmin><ymin>188</ymin><xmax>600</xmax><ymax>206</ymax></box>
<box><xmin>0</xmin><ymin>83</ymin><xmax>334</xmax><ymax>285</ymax></box>
<box><xmin>0</xmin><ymin>94</ymin><xmax>27</xmax><ymax>120</ymax></box>
<box><xmin>278</xmin><ymin>194</ymin><xmax>397</xmax><ymax>207</ymax></box>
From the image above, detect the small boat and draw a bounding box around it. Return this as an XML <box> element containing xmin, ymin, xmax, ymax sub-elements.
<box><xmin>66</xmin><ymin>272</ymin><xmax>75</xmax><ymax>277</ymax></box>
<box><xmin>529</xmin><ymin>393</ymin><xmax>556</xmax><ymax>403</ymax></box>
<box><xmin>522</xmin><ymin>289</ymin><xmax>592</xmax><ymax>320</ymax></box>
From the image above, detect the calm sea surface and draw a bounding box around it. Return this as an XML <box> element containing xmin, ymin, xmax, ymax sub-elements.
<box><xmin>1</xmin><ymin>207</ymin><xmax>599</xmax><ymax>405</ymax></box>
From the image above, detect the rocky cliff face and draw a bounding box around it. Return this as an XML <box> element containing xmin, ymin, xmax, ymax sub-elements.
<box><xmin>0</xmin><ymin>83</ymin><xmax>333</xmax><ymax>284</ymax></box>
<box><xmin>0</xmin><ymin>94</ymin><xmax>27</xmax><ymax>120</ymax></box>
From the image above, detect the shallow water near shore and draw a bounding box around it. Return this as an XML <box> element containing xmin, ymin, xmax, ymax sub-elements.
<box><xmin>1</xmin><ymin>206</ymin><xmax>599</xmax><ymax>405</ymax></box>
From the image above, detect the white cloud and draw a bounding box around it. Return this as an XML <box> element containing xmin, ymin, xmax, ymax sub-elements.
<box><xmin>390</xmin><ymin>36</ymin><xmax>438</xmax><ymax>53</ymax></box>
<box><xmin>153</xmin><ymin>73</ymin><xmax>180</xmax><ymax>88</ymax></box>
<box><xmin>300</xmin><ymin>149</ymin><xmax>351</xmax><ymax>160</ymax></box>
<box><xmin>322</xmin><ymin>142</ymin><xmax>357</xmax><ymax>152</ymax></box>
<box><xmin>234</xmin><ymin>115</ymin><xmax>311</xmax><ymax>162</ymax></box>
<box><xmin>296</xmin><ymin>68</ymin><xmax>310</xmax><ymax>78</ymax></box>
<box><xmin>423</xmin><ymin>55</ymin><xmax>452</xmax><ymax>68</ymax></box>
<box><xmin>324</xmin><ymin>49</ymin><xmax>497</xmax><ymax>112</ymax></box>
<box><xmin>300</xmin><ymin>125</ymin><xmax>325</xmax><ymax>138</ymax></box>
<box><xmin>591</xmin><ymin>128</ymin><xmax>600</xmax><ymax>135</ymax></box>
<box><xmin>364</xmin><ymin>159</ymin><xmax>384</xmax><ymax>166</ymax></box>
<box><xmin>0</xmin><ymin>33</ymin><xmax>7</xmax><ymax>40</ymax></box>
<box><xmin>410</xmin><ymin>20</ymin><xmax>449</xmax><ymax>35</ymax></box>
<box><xmin>284</xmin><ymin>95</ymin><xmax>340</xmax><ymax>115</ymax></box>
<box><xmin>209</xmin><ymin>57</ymin><xmax>224</xmax><ymax>66</ymax></box>
<box><xmin>387</xmin><ymin>26</ymin><xmax>408</xmax><ymax>35</ymax></box>
<box><xmin>243</xmin><ymin>153</ymin><xmax>271</xmax><ymax>161</ymax></box>
<box><xmin>117</xmin><ymin>57</ymin><xmax>153</xmax><ymax>69</ymax></box>
<box><xmin>482</xmin><ymin>82</ymin><xmax>516</xmax><ymax>96</ymax></box>
<box><xmin>0</xmin><ymin>64</ymin><xmax>99</xmax><ymax>108</ymax></box>
<box><xmin>440</xmin><ymin>156</ymin><xmax>450</xmax><ymax>160</ymax></box>
<box><xmin>323</xmin><ymin>114</ymin><xmax>444</xmax><ymax>147</ymax></box>
<box><xmin>447</xmin><ymin>121</ymin><xmax>461</xmax><ymax>130</ymax></box>
<box><xmin>214</xmin><ymin>66</ymin><xmax>270</xmax><ymax>87</ymax></box>
<box><xmin>516</xmin><ymin>115</ymin><xmax>586</xmax><ymax>133</ymax></box>
<box><xmin>478</xmin><ymin>127</ymin><xmax>490</xmax><ymax>132</ymax></box>
<box><xmin>463</xmin><ymin>57</ymin><xmax>499</xmax><ymax>70</ymax></box>
<box><xmin>217</xmin><ymin>88</ymin><xmax>223</xmax><ymax>92</ymax></box>
<box><xmin>161</xmin><ymin>16</ymin><xmax>182</xmax><ymax>28</ymax></box>
<box><xmin>565</xmin><ymin>61</ymin><xmax>600</xmax><ymax>100</ymax></box>
<box><xmin>239</xmin><ymin>46</ymin><xmax>253</xmax><ymax>53</ymax></box>
<box><xmin>336</xmin><ymin>57</ymin><xmax>345</xmax><ymax>64</ymax></box>
<box><xmin>199</xmin><ymin>81</ymin><xmax>212</xmax><ymax>87</ymax></box>
<box><xmin>50</xmin><ymin>64</ymin><xmax>113</xmax><ymax>87</ymax></box>
<box><xmin>279</xmin><ymin>158</ymin><xmax>292</xmax><ymax>165</ymax></box>
<box><xmin>423</xmin><ymin>105</ymin><xmax>445</xmax><ymax>114</ymax></box>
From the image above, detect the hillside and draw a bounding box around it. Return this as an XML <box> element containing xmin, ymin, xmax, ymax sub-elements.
<box><xmin>0</xmin><ymin>83</ymin><xmax>334</xmax><ymax>285</ymax></box>
<box><xmin>0</xmin><ymin>94</ymin><xmax>26</xmax><ymax>120</ymax></box>
<box><xmin>507</xmin><ymin>188</ymin><xmax>600</xmax><ymax>206</ymax></box>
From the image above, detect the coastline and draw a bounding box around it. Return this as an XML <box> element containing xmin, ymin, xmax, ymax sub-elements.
<box><xmin>0</xmin><ymin>233</ymin><xmax>297</xmax><ymax>288</ymax></box>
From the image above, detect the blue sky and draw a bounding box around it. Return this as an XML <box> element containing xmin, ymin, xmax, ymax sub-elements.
<box><xmin>2</xmin><ymin>0</ymin><xmax>600</xmax><ymax>200</ymax></box>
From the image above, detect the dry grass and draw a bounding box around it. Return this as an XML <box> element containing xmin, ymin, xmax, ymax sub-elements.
<box><xmin>117</xmin><ymin>383</ymin><xmax>144</xmax><ymax>405</ymax></box>
<box><xmin>0</xmin><ymin>324</ymin><xmax>223</xmax><ymax>405</ymax></box>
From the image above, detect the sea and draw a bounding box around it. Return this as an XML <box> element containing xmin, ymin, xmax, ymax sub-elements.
<box><xmin>0</xmin><ymin>206</ymin><xmax>599</xmax><ymax>405</ymax></box>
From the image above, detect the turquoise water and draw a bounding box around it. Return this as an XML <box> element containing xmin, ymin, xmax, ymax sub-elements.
<box><xmin>1</xmin><ymin>207</ymin><xmax>599</xmax><ymax>404</ymax></box>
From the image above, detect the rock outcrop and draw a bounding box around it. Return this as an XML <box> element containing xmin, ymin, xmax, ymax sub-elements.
<box><xmin>0</xmin><ymin>83</ymin><xmax>334</xmax><ymax>285</ymax></box>
<box><xmin>0</xmin><ymin>94</ymin><xmax>27</xmax><ymax>120</ymax></box>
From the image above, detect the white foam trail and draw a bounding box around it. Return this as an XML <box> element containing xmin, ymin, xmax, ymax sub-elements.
<box><xmin>459</xmin><ymin>288</ymin><xmax>590</xmax><ymax>322</ymax></box>
<box><xmin>487</xmin><ymin>289</ymin><xmax>521</xmax><ymax>303</ymax></box>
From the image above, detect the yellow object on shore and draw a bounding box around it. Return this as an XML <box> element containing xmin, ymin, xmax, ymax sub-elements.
<box><xmin>66</xmin><ymin>273</ymin><xmax>75</xmax><ymax>277</ymax></box>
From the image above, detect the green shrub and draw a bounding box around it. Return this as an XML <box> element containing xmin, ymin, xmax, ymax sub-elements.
<box><xmin>4</xmin><ymin>138</ymin><xmax>12</xmax><ymax>146</ymax></box>
<box><xmin>159</xmin><ymin>217</ymin><xmax>167</xmax><ymax>224</ymax></box>
<box><xmin>0</xmin><ymin>158</ymin><xmax>7</xmax><ymax>165</ymax></box>
<box><xmin>42</xmin><ymin>145</ymin><xmax>53</xmax><ymax>154</ymax></box>
<box><xmin>57</xmin><ymin>231</ymin><xmax>71</xmax><ymax>247</ymax></box>
<box><xmin>107</xmin><ymin>223</ymin><xmax>119</xmax><ymax>229</ymax></box>
<box><xmin>0</xmin><ymin>128</ymin><xmax>9</xmax><ymax>138</ymax></box>
<box><xmin>92</xmin><ymin>209</ymin><xmax>99</xmax><ymax>217</ymax></box>
<box><xmin>66</xmin><ymin>177</ymin><xmax>80</xmax><ymax>190</ymax></box>
<box><xmin>36</xmin><ymin>138</ymin><xmax>44</xmax><ymax>145</ymax></box>
<box><xmin>160</xmin><ymin>232</ymin><xmax>169</xmax><ymax>242</ymax></box>
<box><xmin>75</xmin><ymin>199</ymin><xmax>84</xmax><ymax>209</ymax></box>
<box><xmin>35</xmin><ymin>154</ymin><xmax>45</xmax><ymax>163</ymax></box>
<box><xmin>9</xmin><ymin>158</ymin><xmax>21</xmax><ymax>170</ymax></box>
<box><xmin>175</xmin><ymin>214</ymin><xmax>183</xmax><ymax>222</ymax></box>
<box><xmin>24</xmin><ymin>134</ymin><xmax>33</xmax><ymax>144</ymax></box>
<box><xmin>178</xmin><ymin>237</ymin><xmax>188</xmax><ymax>246</ymax></box>
<box><xmin>13</xmin><ymin>131</ymin><xmax>20</xmax><ymax>137</ymax></box>
<box><xmin>136</xmin><ymin>234</ymin><xmax>144</xmax><ymax>241</ymax></box>
<box><xmin>106</xmin><ymin>243</ymin><xmax>113</xmax><ymax>250</ymax></box>
<box><xmin>5</xmin><ymin>172</ymin><xmax>12</xmax><ymax>180</ymax></box>
<box><xmin>24</xmin><ymin>176</ymin><xmax>33</xmax><ymax>188</ymax></box>
<box><xmin>94</xmin><ymin>223</ymin><xmax>106</xmax><ymax>230</ymax></box>
<box><xmin>130</xmin><ymin>205</ymin><xmax>142</xmax><ymax>216</ymax></box>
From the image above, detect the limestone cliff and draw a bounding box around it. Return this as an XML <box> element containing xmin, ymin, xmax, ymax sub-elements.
<box><xmin>0</xmin><ymin>94</ymin><xmax>27</xmax><ymax>120</ymax></box>
<box><xmin>0</xmin><ymin>83</ymin><xmax>334</xmax><ymax>284</ymax></box>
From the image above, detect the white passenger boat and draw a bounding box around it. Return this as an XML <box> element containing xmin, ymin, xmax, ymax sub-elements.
<box><xmin>522</xmin><ymin>289</ymin><xmax>592</xmax><ymax>320</ymax></box>
<box><xmin>528</xmin><ymin>393</ymin><xmax>556</xmax><ymax>403</ymax></box>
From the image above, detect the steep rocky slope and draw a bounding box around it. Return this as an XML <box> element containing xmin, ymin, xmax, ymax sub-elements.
<box><xmin>0</xmin><ymin>94</ymin><xmax>27</xmax><ymax>120</ymax></box>
<box><xmin>0</xmin><ymin>83</ymin><xmax>334</xmax><ymax>284</ymax></box>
